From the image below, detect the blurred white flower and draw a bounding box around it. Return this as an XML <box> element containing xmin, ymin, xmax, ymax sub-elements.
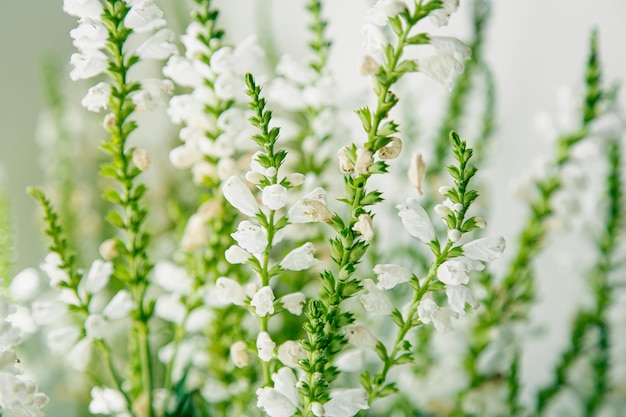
<box><xmin>437</xmin><ymin>258</ymin><xmax>470</xmax><ymax>286</ymax></box>
<box><xmin>463</xmin><ymin>236</ymin><xmax>506</xmax><ymax>262</ymax></box>
<box><xmin>153</xmin><ymin>261</ymin><xmax>193</xmax><ymax>295</ymax></box>
<box><xmin>89</xmin><ymin>387</ymin><xmax>128</xmax><ymax>415</ymax></box>
<box><xmin>215</xmin><ymin>277</ymin><xmax>246</xmax><ymax>306</ymax></box>
<box><xmin>85</xmin><ymin>314</ymin><xmax>107</xmax><ymax>340</ymax></box>
<box><xmin>445</xmin><ymin>285</ymin><xmax>478</xmax><ymax>315</ymax></box>
<box><xmin>429</xmin><ymin>0</ymin><xmax>460</xmax><ymax>27</ymax></box>
<box><xmin>124</xmin><ymin>0</ymin><xmax>166</xmax><ymax>33</ymax></box>
<box><xmin>136</xmin><ymin>28</ymin><xmax>178</xmax><ymax>60</ymax></box>
<box><xmin>32</xmin><ymin>300</ymin><xmax>67</xmax><ymax>326</ymax></box>
<box><xmin>257</xmin><ymin>331</ymin><xmax>275</xmax><ymax>362</ymax></box>
<box><xmin>63</xmin><ymin>0</ymin><xmax>103</xmax><ymax>20</ymax></box>
<box><xmin>40</xmin><ymin>253</ymin><xmax>69</xmax><ymax>287</ymax></box>
<box><xmin>103</xmin><ymin>290</ymin><xmax>136</xmax><ymax>320</ymax></box>
<box><xmin>281</xmin><ymin>243</ymin><xmax>318</xmax><ymax>271</ymax></box>
<box><xmin>280</xmin><ymin>292</ymin><xmax>306</xmax><ymax>315</ymax></box>
<box><xmin>345</xmin><ymin>324</ymin><xmax>377</xmax><ymax>349</ymax></box>
<box><xmin>360</xmin><ymin>279</ymin><xmax>393</xmax><ymax>315</ymax></box>
<box><xmin>397</xmin><ymin>198</ymin><xmax>436</xmax><ymax>243</ymax></box>
<box><xmin>69</xmin><ymin>50</ymin><xmax>108</xmax><ymax>81</ymax></box>
<box><xmin>155</xmin><ymin>294</ymin><xmax>187</xmax><ymax>324</ymax></box>
<box><xmin>324</xmin><ymin>388</ymin><xmax>369</xmax><ymax>417</ymax></box>
<box><xmin>84</xmin><ymin>259</ymin><xmax>113</xmax><ymax>294</ymax></box>
<box><xmin>288</xmin><ymin>188</ymin><xmax>333</xmax><ymax>223</ymax></box>
<box><xmin>362</xmin><ymin>23</ymin><xmax>386</xmax><ymax>56</ymax></box>
<box><xmin>373</xmin><ymin>264</ymin><xmax>412</xmax><ymax>290</ymax></box>
<box><xmin>225</xmin><ymin>245</ymin><xmax>251</xmax><ymax>264</ymax></box>
<box><xmin>9</xmin><ymin>268</ymin><xmax>40</xmax><ymax>302</ymax></box>
<box><xmin>408</xmin><ymin>152</ymin><xmax>426</xmax><ymax>195</ymax></box>
<box><xmin>230</xmin><ymin>341</ymin><xmax>249</xmax><ymax>368</ymax></box>
<box><xmin>417</xmin><ymin>53</ymin><xmax>465</xmax><ymax>91</ymax></box>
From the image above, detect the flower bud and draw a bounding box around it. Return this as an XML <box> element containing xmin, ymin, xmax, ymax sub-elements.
<box><xmin>230</xmin><ymin>341</ymin><xmax>249</xmax><ymax>367</ymax></box>
<box><xmin>378</xmin><ymin>137</ymin><xmax>402</xmax><ymax>160</ymax></box>
<box><xmin>337</xmin><ymin>146</ymin><xmax>354</xmax><ymax>174</ymax></box>
<box><xmin>408</xmin><ymin>152</ymin><xmax>426</xmax><ymax>195</ymax></box>
<box><xmin>355</xmin><ymin>147</ymin><xmax>374</xmax><ymax>175</ymax></box>
<box><xmin>99</xmin><ymin>238</ymin><xmax>119</xmax><ymax>261</ymax></box>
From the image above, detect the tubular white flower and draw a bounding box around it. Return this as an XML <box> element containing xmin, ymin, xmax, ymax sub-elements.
<box><xmin>437</xmin><ymin>258</ymin><xmax>470</xmax><ymax>286</ymax></box>
<box><xmin>366</xmin><ymin>0</ymin><xmax>405</xmax><ymax>26</ymax></box>
<box><xmin>262</xmin><ymin>184</ymin><xmax>288</xmax><ymax>210</ymax></box>
<box><xmin>169</xmin><ymin>143</ymin><xmax>204</xmax><ymax>169</ymax></box>
<box><xmin>430</xmin><ymin>36</ymin><xmax>472</xmax><ymax>61</ymax></box>
<box><xmin>353</xmin><ymin>214</ymin><xmax>374</xmax><ymax>241</ymax></box>
<box><xmin>63</xmin><ymin>0</ymin><xmax>103</xmax><ymax>20</ymax></box>
<box><xmin>276</xmin><ymin>54</ymin><xmax>318</xmax><ymax>85</ymax></box>
<box><xmin>231</xmin><ymin>221</ymin><xmax>268</xmax><ymax>254</ymax></box>
<box><xmin>277</xmin><ymin>340</ymin><xmax>307</xmax><ymax>368</ymax></box>
<box><xmin>85</xmin><ymin>314</ymin><xmax>107</xmax><ymax>340</ymax></box>
<box><xmin>345</xmin><ymin>324</ymin><xmax>377</xmax><ymax>349</ymax></box>
<box><xmin>89</xmin><ymin>387</ymin><xmax>128</xmax><ymax>415</ymax></box>
<box><xmin>272</xmin><ymin>367</ymin><xmax>299</xmax><ymax>407</ymax></box>
<box><xmin>417</xmin><ymin>53</ymin><xmax>465</xmax><ymax>91</ymax></box>
<box><xmin>155</xmin><ymin>294</ymin><xmax>187</xmax><ymax>324</ymax></box>
<box><xmin>136</xmin><ymin>28</ymin><xmax>178</xmax><ymax>60</ymax></box>
<box><xmin>46</xmin><ymin>326</ymin><xmax>81</xmax><ymax>355</ymax></box>
<box><xmin>463</xmin><ymin>236</ymin><xmax>506</xmax><ymax>262</ymax></box>
<box><xmin>360</xmin><ymin>279</ymin><xmax>393</xmax><ymax>315</ymax></box>
<box><xmin>9</xmin><ymin>268</ymin><xmax>40</xmax><ymax>303</ymax></box>
<box><xmin>288</xmin><ymin>188</ymin><xmax>333</xmax><ymax>223</ymax></box>
<box><xmin>81</xmin><ymin>82</ymin><xmax>111</xmax><ymax>112</ymax></box>
<box><xmin>69</xmin><ymin>50</ymin><xmax>108</xmax><ymax>81</ymax></box>
<box><xmin>285</xmin><ymin>173</ymin><xmax>305</xmax><ymax>187</ymax></box>
<box><xmin>362</xmin><ymin>23</ymin><xmax>386</xmax><ymax>56</ymax></box>
<box><xmin>373</xmin><ymin>264</ymin><xmax>412</xmax><ymax>290</ymax></box>
<box><xmin>103</xmin><ymin>290</ymin><xmax>136</xmax><ymax>320</ymax></box>
<box><xmin>447</xmin><ymin>229</ymin><xmax>462</xmax><ymax>243</ymax></box>
<box><xmin>153</xmin><ymin>261</ymin><xmax>193</xmax><ymax>295</ymax></box>
<box><xmin>181</xmin><ymin>21</ymin><xmax>210</xmax><ymax>59</ymax></box>
<box><xmin>84</xmin><ymin>259</ymin><xmax>113</xmax><ymax>294</ymax></box>
<box><xmin>32</xmin><ymin>301</ymin><xmax>67</xmax><ymax>326</ymax></box>
<box><xmin>323</xmin><ymin>388</ymin><xmax>369</xmax><ymax>417</ymax></box>
<box><xmin>311</xmin><ymin>402</ymin><xmax>325</xmax><ymax>417</ymax></box>
<box><xmin>124</xmin><ymin>0</ymin><xmax>166</xmax><ymax>33</ymax></box>
<box><xmin>230</xmin><ymin>341</ymin><xmax>249</xmax><ymax>368</ymax></box>
<box><xmin>256</xmin><ymin>331</ymin><xmax>275</xmax><ymax>362</ymax></box>
<box><xmin>446</xmin><ymin>285</ymin><xmax>478</xmax><ymax>315</ymax></box>
<box><xmin>256</xmin><ymin>387</ymin><xmax>297</xmax><ymax>417</ymax></box>
<box><xmin>408</xmin><ymin>152</ymin><xmax>426</xmax><ymax>195</ymax></box>
<box><xmin>418</xmin><ymin>293</ymin><xmax>457</xmax><ymax>332</ymax></box>
<box><xmin>70</xmin><ymin>19</ymin><xmax>107</xmax><ymax>50</ymax></box>
<box><xmin>280</xmin><ymin>292</ymin><xmax>306</xmax><ymax>315</ymax></box>
<box><xmin>215</xmin><ymin>277</ymin><xmax>247</xmax><ymax>306</ymax></box>
<box><xmin>163</xmin><ymin>55</ymin><xmax>204</xmax><ymax>88</ymax></box>
<box><xmin>225</xmin><ymin>245</ymin><xmax>251</xmax><ymax>264</ymax></box>
<box><xmin>281</xmin><ymin>243</ymin><xmax>318</xmax><ymax>271</ymax></box>
<box><xmin>223</xmin><ymin>176</ymin><xmax>260</xmax><ymax>217</ymax></box>
<box><xmin>131</xmin><ymin>78</ymin><xmax>173</xmax><ymax>113</ymax></box>
<box><xmin>397</xmin><ymin>198</ymin><xmax>436</xmax><ymax>243</ymax></box>
<box><xmin>40</xmin><ymin>253</ymin><xmax>69</xmax><ymax>287</ymax></box>
<box><xmin>250</xmin><ymin>286</ymin><xmax>275</xmax><ymax>317</ymax></box>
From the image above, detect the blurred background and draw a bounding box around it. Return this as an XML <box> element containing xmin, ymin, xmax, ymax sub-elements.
<box><xmin>1</xmin><ymin>0</ymin><xmax>626</xmax><ymax>415</ymax></box>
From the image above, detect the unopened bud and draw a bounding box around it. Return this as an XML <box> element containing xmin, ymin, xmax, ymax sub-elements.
<box><xmin>378</xmin><ymin>137</ymin><xmax>402</xmax><ymax>160</ymax></box>
<box><xmin>132</xmin><ymin>148</ymin><xmax>150</xmax><ymax>171</ymax></box>
<box><xmin>355</xmin><ymin>147</ymin><xmax>373</xmax><ymax>175</ymax></box>
<box><xmin>337</xmin><ymin>146</ymin><xmax>354</xmax><ymax>174</ymax></box>
<box><xmin>438</xmin><ymin>185</ymin><xmax>452</xmax><ymax>196</ymax></box>
<box><xmin>103</xmin><ymin>113</ymin><xmax>116</xmax><ymax>130</ymax></box>
<box><xmin>447</xmin><ymin>229</ymin><xmax>462</xmax><ymax>243</ymax></box>
<box><xmin>475</xmin><ymin>218</ymin><xmax>487</xmax><ymax>229</ymax></box>
<box><xmin>285</xmin><ymin>173</ymin><xmax>305</xmax><ymax>186</ymax></box>
<box><xmin>360</xmin><ymin>55</ymin><xmax>380</xmax><ymax>76</ymax></box>
<box><xmin>99</xmin><ymin>238</ymin><xmax>118</xmax><ymax>261</ymax></box>
<box><xmin>408</xmin><ymin>152</ymin><xmax>426</xmax><ymax>195</ymax></box>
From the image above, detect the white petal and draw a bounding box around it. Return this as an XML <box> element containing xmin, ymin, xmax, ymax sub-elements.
<box><xmin>373</xmin><ymin>264</ymin><xmax>412</xmax><ymax>290</ymax></box>
<box><xmin>359</xmin><ymin>279</ymin><xmax>393</xmax><ymax>315</ymax></box>
<box><xmin>463</xmin><ymin>236</ymin><xmax>506</xmax><ymax>262</ymax></box>
<box><xmin>396</xmin><ymin>198</ymin><xmax>436</xmax><ymax>243</ymax></box>
<box><xmin>324</xmin><ymin>388</ymin><xmax>369</xmax><ymax>417</ymax></box>
<box><xmin>281</xmin><ymin>243</ymin><xmax>318</xmax><ymax>271</ymax></box>
<box><xmin>223</xmin><ymin>176</ymin><xmax>260</xmax><ymax>217</ymax></box>
<box><xmin>250</xmin><ymin>286</ymin><xmax>275</xmax><ymax>317</ymax></box>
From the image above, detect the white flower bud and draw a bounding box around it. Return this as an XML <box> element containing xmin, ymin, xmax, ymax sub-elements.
<box><xmin>345</xmin><ymin>324</ymin><xmax>377</xmax><ymax>349</ymax></box>
<box><xmin>438</xmin><ymin>185</ymin><xmax>452</xmax><ymax>196</ymax></box>
<box><xmin>280</xmin><ymin>292</ymin><xmax>306</xmax><ymax>315</ymax></box>
<box><xmin>231</xmin><ymin>221</ymin><xmax>268</xmax><ymax>254</ymax></box>
<box><xmin>9</xmin><ymin>268</ymin><xmax>40</xmax><ymax>303</ymax></box>
<box><xmin>230</xmin><ymin>341</ymin><xmax>249</xmax><ymax>367</ymax></box>
<box><xmin>103</xmin><ymin>290</ymin><xmax>135</xmax><ymax>319</ymax></box>
<box><xmin>355</xmin><ymin>147</ymin><xmax>374</xmax><ymax>175</ymax></box>
<box><xmin>281</xmin><ymin>243</ymin><xmax>318</xmax><ymax>271</ymax></box>
<box><xmin>225</xmin><ymin>245</ymin><xmax>251</xmax><ymax>264</ymax></box>
<box><xmin>250</xmin><ymin>286</ymin><xmax>275</xmax><ymax>317</ymax></box>
<box><xmin>132</xmin><ymin>148</ymin><xmax>150</xmax><ymax>171</ymax></box>
<box><xmin>475</xmin><ymin>217</ymin><xmax>487</xmax><ymax>229</ymax></box>
<box><xmin>360</xmin><ymin>279</ymin><xmax>393</xmax><ymax>315</ymax></box>
<box><xmin>99</xmin><ymin>238</ymin><xmax>118</xmax><ymax>261</ymax></box>
<box><xmin>311</xmin><ymin>402</ymin><xmax>325</xmax><ymax>417</ymax></box>
<box><xmin>223</xmin><ymin>176</ymin><xmax>260</xmax><ymax>217</ymax></box>
<box><xmin>277</xmin><ymin>340</ymin><xmax>307</xmax><ymax>368</ymax></box>
<box><xmin>408</xmin><ymin>152</ymin><xmax>426</xmax><ymax>195</ymax></box>
<box><xmin>155</xmin><ymin>294</ymin><xmax>187</xmax><ymax>324</ymax></box>
<box><xmin>352</xmin><ymin>213</ymin><xmax>374</xmax><ymax>241</ymax></box>
<box><xmin>446</xmin><ymin>285</ymin><xmax>478</xmax><ymax>315</ymax></box>
<box><xmin>434</xmin><ymin>203</ymin><xmax>453</xmax><ymax>219</ymax></box>
<box><xmin>47</xmin><ymin>326</ymin><xmax>81</xmax><ymax>355</ymax></box>
<box><xmin>256</xmin><ymin>331</ymin><xmax>275</xmax><ymax>362</ymax></box>
<box><xmin>136</xmin><ymin>28</ymin><xmax>178</xmax><ymax>60</ymax></box>
<box><xmin>81</xmin><ymin>82</ymin><xmax>111</xmax><ymax>112</ymax></box>
<box><xmin>453</xmin><ymin>203</ymin><xmax>464</xmax><ymax>212</ymax></box>
<box><xmin>103</xmin><ymin>113</ymin><xmax>116</xmax><ymax>130</ymax></box>
<box><xmin>447</xmin><ymin>229</ymin><xmax>462</xmax><ymax>243</ymax></box>
<box><xmin>373</xmin><ymin>264</ymin><xmax>412</xmax><ymax>290</ymax></box>
<box><xmin>397</xmin><ymin>198</ymin><xmax>436</xmax><ymax>243</ymax></box>
<box><xmin>360</xmin><ymin>55</ymin><xmax>380</xmax><ymax>76</ymax></box>
<box><xmin>378</xmin><ymin>137</ymin><xmax>402</xmax><ymax>160</ymax></box>
<box><xmin>437</xmin><ymin>258</ymin><xmax>470</xmax><ymax>286</ymax></box>
<box><xmin>285</xmin><ymin>173</ymin><xmax>305</xmax><ymax>186</ymax></box>
<box><xmin>215</xmin><ymin>277</ymin><xmax>247</xmax><ymax>306</ymax></box>
<box><xmin>124</xmin><ymin>0</ymin><xmax>166</xmax><ymax>33</ymax></box>
<box><xmin>32</xmin><ymin>300</ymin><xmax>67</xmax><ymax>326</ymax></box>
<box><xmin>262</xmin><ymin>184</ymin><xmax>288</xmax><ymax>210</ymax></box>
<box><xmin>192</xmin><ymin>161</ymin><xmax>216</xmax><ymax>184</ymax></box>
<box><xmin>337</xmin><ymin>146</ymin><xmax>354</xmax><ymax>174</ymax></box>
<box><xmin>265</xmin><ymin>167</ymin><xmax>277</xmax><ymax>178</ymax></box>
<box><xmin>84</xmin><ymin>259</ymin><xmax>113</xmax><ymax>294</ymax></box>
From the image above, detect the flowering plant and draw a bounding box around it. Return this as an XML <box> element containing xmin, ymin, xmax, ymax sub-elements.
<box><xmin>1</xmin><ymin>1</ymin><xmax>625</xmax><ymax>417</ymax></box>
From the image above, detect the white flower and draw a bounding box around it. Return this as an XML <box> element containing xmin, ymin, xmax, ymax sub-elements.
<box><xmin>46</xmin><ymin>326</ymin><xmax>81</xmax><ymax>355</ymax></box>
<box><xmin>169</xmin><ymin>143</ymin><xmax>203</xmax><ymax>169</ymax></box>
<box><xmin>81</xmin><ymin>82</ymin><xmax>111</xmax><ymax>112</ymax></box>
<box><xmin>273</xmin><ymin>367</ymin><xmax>299</xmax><ymax>406</ymax></box>
<box><xmin>378</xmin><ymin>136</ymin><xmax>402</xmax><ymax>160</ymax></box>
<box><xmin>103</xmin><ymin>290</ymin><xmax>136</xmax><ymax>319</ymax></box>
<box><xmin>8</xmin><ymin>268</ymin><xmax>40</xmax><ymax>302</ymax></box>
<box><xmin>267</xmin><ymin>78</ymin><xmax>305</xmax><ymax>111</ymax></box>
<box><xmin>280</xmin><ymin>292</ymin><xmax>306</xmax><ymax>315</ymax></box>
<box><xmin>463</xmin><ymin>236</ymin><xmax>506</xmax><ymax>262</ymax></box>
<box><xmin>337</xmin><ymin>146</ymin><xmax>354</xmax><ymax>174</ymax></box>
<box><xmin>63</xmin><ymin>0</ymin><xmax>103</xmax><ymax>20</ymax></box>
<box><xmin>288</xmin><ymin>188</ymin><xmax>333</xmax><ymax>223</ymax></box>
<box><xmin>257</xmin><ymin>331</ymin><xmax>275</xmax><ymax>362</ymax></box>
<box><xmin>418</xmin><ymin>293</ymin><xmax>457</xmax><ymax>332</ymax></box>
<box><xmin>250</xmin><ymin>286</ymin><xmax>275</xmax><ymax>317</ymax></box>
<box><xmin>355</xmin><ymin>147</ymin><xmax>373</xmax><ymax>175</ymax></box>
<box><xmin>417</xmin><ymin>53</ymin><xmax>465</xmax><ymax>91</ymax></box>
<box><xmin>85</xmin><ymin>314</ymin><xmax>108</xmax><ymax>339</ymax></box>
<box><xmin>124</xmin><ymin>0</ymin><xmax>166</xmax><ymax>33</ymax></box>
<box><xmin>408</xmin><ymin>152</ymin><xmax>426</xmax><ymax>195</ymax></box>
<box><xmin>360</xmin><ymin>279</ymin><xmax>393</xmax><ymax>315</ymax></box>
<box><xmin>276</xmin><ymin>55</ymin><xmax>318</xmax><ymax>85</ymax></box>
<box><xmin>429</xmin><ymin>0</ymin><xmax>460</xmax><ymax>27</ymax></box>
<box><xmin>262</xmin><ymin>184</ymin><xmax>288</xmax><ymax>210</ymax></box>
<box><xmin>362</xmin><ymin>23</ymin><xmax>386</xmax><ymax>56</ymax></box>
<box><xmin>131</xmin><ymin>78</ymin><xmax>173</xmax><ymax>113</ymax></box>
<box><xmin>324</xmin><ymin>388</ymin><xmax>369</xmax><ymax>417</ymax></box>
<box><xmin>366</xmin><ymin>0</ymin><xmax>405</xmax><ymax>26</ymax></box>
<box><xmin>397</xmin><ymin>198</ymin><xmax>436</xmax><ymax>243</ymax></box>
<box><xmin>277</xmin><ymin>340</ymin><xmax>307</xmax><ymax>368</ymax></box>
<box><xmin>430</xmin><ymin>36</ymin><xmax>472</xmax><ymax>61</ymax></box>
<box><xmin>311</xmin><ymin>402</ymin><xmax>325</xmax><ymax>417</ymax></box>
<box><xmin>231</xmin><ymin>221</ymin><xmax>268</xmax><ymax>254</ymax></box>
<box><xmin>345</xmin><ymin>324</ymin><xmax>377</xmax><ymax>349</ymax></box>
<box><xmin>153</xmin><ymin>261</ymin><xmax>193</xmax><ymax>295</ymax></box>
<box><xmin>215</xmin><ymin>277</ymin><xmax>246</xmax><ymax>306</ymax></box>
<box><xmin>256</xmin><ymin>387</ymin><xmax>296</xmax><ymax>417</ymax></box>
<box><xmin>281</xmin><ymin>243</ymin><xmax>318</xmax><ymax>271</ymax></box>
<box><xmin>223</xmin><ymin>176</ymin><xmax>260</xmax><ymax>217</ymax></box>
<box><xmin>70</xmin><ymin>19</ymin><xmax>107</xmax><ymax>50</ymax></box>
<box><xmin>89</xmin><ymin>387</ymin><xmax>128</xmax><ymax>415</ymax></box>
<box><xmin>437</xmin><ymin>258</ymin><xmax>470</xmax><ymax>286</ymax></box>
<box><xmin>353</xmin><ymin>214</ymin><xmax>374</xmax><ymax>241</ymax></box>
<box><xmin>230</xmin><ymin>341</ymin><xmax>249</xmax><ymax>367</ymax></box>
<box><xmin>446</xmin><ymin>285</ymin><xmax>478</xmax><ymax>315</ymax></box>
<box><xmin>184</xmin><ymin>307</ymin><xmax>213</xmax><ymax>332</ymax></box>
<box><xmin>32</xmin><ymin>301</ymin><xmax>67</xmax><ymax>326</ymax></box>
<box><xmin>155</xmin><ymin>294</ymin><xmax>187</xmax><ymax>324</ymax></box>
<box><xmin>69</xmin><ymin>50</ymin><xmax>108</xmax><ymax>81</ymax></box>
<box><xmin>181</xmin><ymin>21</ymin><xmax>210</xmax><ymax>59</ymax></box>
<box><xmin>373</xmin><ymin>264</ymin><xmax>412</xmax><ymax>290</ymax></box>
<box><xmin>84</xmin><ymin>259</ymin><xmax>113</xmax><ymax>294</ymax></box>
<box><xmin>225</xmin><ymin>245</ymin><xmax>251</xmax><ymax>264</ymax></box>
<box><xmin>67</xmin><ymin>337</ymin><xmax>93</xmax><ymax>371</ymax></box>
<box><xmin>40</xmin><ymin>253</ymin><xmax>69</xmax><ymax>287</ymax></box>
<box><xmin>136</xmin><ymin>28</ymin><xmax>178</xmax><ymax>60</ymax></box>
<box><xmin>163</xmin><ymin>55</ymin><xmax>204</xmax><ymax>88</ymax></box>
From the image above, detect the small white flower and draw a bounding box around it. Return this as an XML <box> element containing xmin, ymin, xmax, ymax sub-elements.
<box><xmin>89</xmin><ymin>387</ymin><xmax>128</xmax><ymax>415</ymax></box>
<box><xmin>285</xmin><ymin>173</ymin><xmax>305</xmax><ymax>187</ymax></box>
<box><xmin>447</xmin><ymin>229</ymin><xmax>462</xmax><ymax>243</ymax></box>
<box><xmin>124</xmin><ymin>0</ymin><xmax>166</xmax><ymax>33</ymax></box>
<box><xmin>336</xmin><ymin>349</ymin><xmax>366</xmax><ymax>372</ymax></box>
<box><xmin>136</xmin><ymin>28</ymin><xmax>178</xmax><ymax>60</ymax></box>
<box><xmin>257</xmin><ymin>331</ymin><xmax>275</xmax><ymax>362</ymax></box>
<box><xmin>463</xmin><ymin>236</ymin><xmax>506</xmax><ymax>262</ymax></box>
<box><xmin>430</xmin><ymin>36</ymin><xmax>472</xmax><ymax>61</ymax></box>
<box><xmin>32</xmin><ymin>300</ymin><xmax>67</xmax><ymax>326</ymax></box>
<box><xmin>437</xmin><ymin>258</ymin><xmax>470</xmax><ymax>286</ymax></box>
<box><xmin>408</xmin><ymin>152</ymin><xmax>426</xmax><ymax>195</ymax></box>
<box><xmin>81</xmin><ymin>82</ymin><xmax>111</xmax><ymax>112</ymax></box>
<box><xmin>184</xmin><ymin>307</ymin><xmax>213</xmax><ymax>332</ymax></box>
<box><xmin>281</xmin><ymin>243</ymin><xmax>318</xmax><ymax>271</ymax></box>
<box><xmin>67</xmin><ymin>337</ymin><xmax>93</xmax><ymax>371</ymax></box>
<box><xmin>397</xmin><ymin>198</ymin><xmax>436</xmax><ymax>243</ymax></box>
<box><xmin>231</xmin><ymin>221</ymin><xmax>268</xmax><ymax>254</ymax></box>
<box><xmin>84</xmin><ymin>259</ymin><xmax>113</xmax><ymax>294</ymax></box>
<box><xmin>362</xmin><ymin>23</ymin><xmax>386</xmax><ymax>56</ymax></box>
<box><xmin>288</xmin><ymin>188</ymin><xmax>333</xmax><ymax>223</ymax></box>
<box><xmin>153</xmin><ymin>261</ymin><xmax>193</xmax><ymax>295</ymax></box>
<box><xmin>155</xmin><ymin>294</ymin><xmax>187</xmax><ymax>324</ymax></box>
<box><xmin>353</xmin><ymin>214</ymin><xmax>374</xmax><ymax>241</ymax></box>
<box><xmin>163</xmin><ymin>55</ymin><xmax>204</xmax><ymax>88</ymax></box>
<box><xmin>345</xmin><ymin>324</ymin><xmax>377</xmax><ymax>349</ymax></box>
<box><xmin>355</xmin><ymin>147</ymin><xmax>374</xmax><ymax>175</ymax></box>
<box><xmin>311</xmin><ymin>402</ymin><xmax>325</xmax><ymax>417</ymax></box>
<box><xmin>337</xmin><ymin>146</ymin><xmax>354</xmax><ymax>174</ymax></box>
<box><xmin>215</xmin><ymin>277</ymin><xmax>247</xmax><ymax>306</ymax></box>
<box><xmin>230</xmin><ymin>341</ymin><xmax>249</xmax><ymax>367</ymax></box>
<box><xmin>70</xmin><ymin>19</ymin><xmax>107</xmax><ymax>50</ymax></box>
<box><xmin>181</xmin><ymin>21</ymin><xmax>210</xmax><ymax>59</ymax></box>
<box><xmin>210</xmin><ymin>46</ymin><xmax>233</xmax><ymax>74</ymax></box>
<box><xmin>63</xmin><ymin>0</ymin><xmax>103</xmax><ymax>20</ymax></box>
<box><xmin>360</xmin><ymin>279</ymin><xmax>393</xmax><ymax>315</ymax></box>
<box><xmin>446</xmin><ymin>285</ymin><xmax>478</xmax><ymax>315</ymax></box>
<box><xmin>85</xmin><ymin>314</ymin><xmax>108</xmax><ymax>339</ymax></box>
<box><xmin>8</xmin><ymin>268</ymin><xmax>40</xmax><ymax>303</ymax></box>
<box><xmin>131</xmin><ymin>78</ymin><xmax>173</xmax><ymax>113</ymax></box>
<box><xmin>103</xmin><ymin>290</ymin><xmax>136</xmax><ymax>320</ymax></box>
<box><xmin>169</xmin><ymin>143</ymin><xmax>203</xmax><ymax>169</ymax></box>
<box><xmin>69</xmin><ymin>50</ymin><xmax>108</xmax><ymax>81</ymax></box>
<box><xmin>40</xmin><ymin>253</ymin><xmax>69</xmax><ymax>287</ymax></box>
<box><xmin>324</xmin><ymin>388</ymin><xmax>369</xmax><ymax>417</ymax></box>
<box><xmin>272</xmin><ymin>367</ymin><xmax>299</xmax><ymax>407</ymax></box>
<box><xmin>47</xmin><ymin>326</ymin><xmax>81</xmax><ymax>355</ymax></box>
<box><xmin>373</xmin><ymin>264</ymin><xmax>412</xmax><ymax>290</ymax></box>
<box><xmin>277</xmin><ymin>340</ymin><xmax>307</xmax><ymax>368</ymax></box>
<box><xmin>276</xmin><ymin>55</ymin><xmax>318</xmax><ymax>85</ymax></box>
<box><xmin>280</xmin><ymin>292</ymin><xmax>306</xmax><ymax>315</ymax></box>
<box><xmin>223</xmin><ymin>176</ymin><xmax>260</xmax><ymax>217</ymax></box>
<box><xmin>181</xmin><ymin>214</ymin><xmax>208</xmax><ymax>253</ymax></box>
<box><xmin>418</xmin><ymin>293</ymin><xmax>457</xmax><ymax>332</ymax></box>
<box><xmin>256</xmin><ymin>386</ymin><xmax>297</xmax><ymax>417</ymax></box>
<box><xmin>417</xmin><ymin>53</ymin><xmax>465</xmax><ymax>91</ymax></box>
<box><xmin>262</xmin><ymin>184</ymin><xmax>288</xmax><ymax>210</ymax></box>
<box><xmin>366</xmin><ymin>0</ymin><xmax>405</xmax><ymax>26</ymax></box>
<box><xmin>225</xmin><ymin>245</ymin><xmax>251</xmax><ymax>264</ymax></box>
<box><xmin>250</xmin><ymin>286</ymin><xmax>275</xmax><ymax>317</ymax></box>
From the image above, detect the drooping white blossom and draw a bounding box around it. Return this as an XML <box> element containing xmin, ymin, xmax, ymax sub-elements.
<box><xmin>81</xmin><ymin>82</ymin><xmax>112</xmax><ymax>112</ymax></box>
<box><xmin>89</xmin><ymin>387</ymin><xmax>128</xmax><ymax>415</ymax></box>
<box><xmin>437</xmin><ymin>258</ymin><xmax>470</xmax><ymax>286</ymax></box>
<box><xmin>256</xmin><ymin>331</ymin><xmax>275</xmax><ymax>362</ymax></box>
<box><xmin>223</xmin><ymin>176</ymin><xmax>260</xmax><ymax>217</ymax></box>
<box><xmin>323</xmin><ymin>388</ymin><xmax>369</xmax><ymax>417</ymax></box>
<box><xmin>428</xmin><ymin>0</ymin><xmax>460</xmax><ymax>27</ymax></box>
<box><xmin>463</xmin><ymin>236</ymin><xmax>506</xmax><ymax>262</ymax></box>
<box><xmin>8</xmin><ymin>268</ymin><xmax>40</xmax><ymax>303</ymax></box>
<box><xmin>280</xmin><ymin>292</ymin><xmax>306</xmax><ymax>315</ymax></box>
<box><xmin>225</xmin><ymin>245</ymin><xmax>251</xmax><ymax>264</ymax></box>
<box><xmin>280</xmin><ymin>243</ymin><xmax>318</xmax><ymax>271</ymax></box>
<box><xmin>136</xmin><ymin>28</ymin><xmax>178</xmax><ymax>60</ymax></box>
<box><xmin>417</xmin><ymin>53</ymin><xmax>465</xmax><ymax>91</ymax></box>
<box><xmin>84</xmin><ymin>259</ymin><xmax>113</xmax><ymax>294</ymax></box>
<box><xmin>69</xmin><ymin>50</ymin><xmax>108</xmax><ymax>81</ymax></box>
<box><xmin>397</xmin><ymin>198</ymin><xmax>436</xmax><ymax>243</ymax></box>
<box><xmin>215</xmin><ymin>277</ymin><xmax>247</xmax><ymax>306</ymax></box>
<box><xmin>153</xmin><ymin>261</ymin><xmax>193</xmax><ymax>295</ymax></box>
<box><xmin>345</xmin><ymin>324</ymin><xmax>377</xmax><ymax>349</ymax></box>
<box><xmin>63</xmin><ymin>0</ymin><xmax>103</xmax><ymax>20</ymax></box>
<box><xmin>373</xmin><ymin>264</ymin><xmax>412</xmax><ymax>290</ymax></box>
<box><xmin>445</xmin><ymin>285</ymin><xmax>478</xmax><ymax>315</ymax></box>
<box><xmin>360</xmin><ymin>279</ymin><xmax>393</xmax><ymax>315</ymax></box>
<box><xmin>250</xmin><ymin>286</ymin><xmax>275</xmax><ymax>317</ymax></box>
<box><xmin>231</xmin><ymin>221</ymin><xmax>268</xmax><ymax>254</ymax></box>
<box><xmin>124</xmin><ymin>0</ymin><xmax>166</xmax><ymax>33</ymax></box>
<box><xmin>70</xmin><ymin>19</ymin><xmax>107</xmax><ymax>51</ymax></box>
<box><xmin>103</xmin><ymin>290</ymin><xmax>136</xmax><ymax>320</ymax></box>
<box><xmin>418</xmin><ymin>293</ymin><xmax>457</xmax><ymax>332</ymax></box>
<box><xmin>40</xmin><ymin>253</ymin><xmax>70</xmax><ymax>287</ymax></box>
